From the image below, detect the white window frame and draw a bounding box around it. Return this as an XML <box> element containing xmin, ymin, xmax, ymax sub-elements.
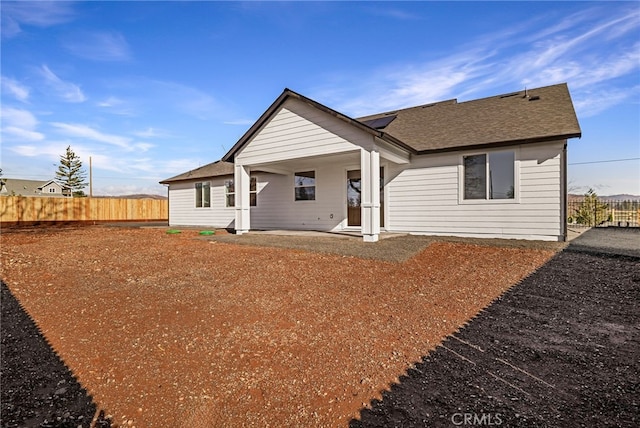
<box><xmin>458</xmin><ymin>149</ymin><xmax>520</xmax><ymax>204</ymax></box>
<box><xmin>294</xmin><ymin>170</ymin><xmax>316</xmax><ymax>202</ymax></box>
<box><xmin>225</xmin><ymin>177</ymin><xmax>257</xmax><ymax>208</ymax></box>
<box><xmin>195</xmin><ymin>181</ymin><xmax>211</xmax><ymax>208</ymax></box>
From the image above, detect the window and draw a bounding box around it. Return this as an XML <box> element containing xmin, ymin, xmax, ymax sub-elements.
<box><xmin>463</xmin><ymin>151</ymin><xmax>515</xmax><ymax>200</ymax></box>
<box><xmin>294</xmin><ymin>171</ymin><xmax>315</xmax><ymax>201</ymax></box>
<box><xmin>195</xmin><ymin>182</ymin><xmax>211</xmax><ymax>207</ymax></box>
<box><xmin>49</xmin><ymin>188</ymin><xmax>56</xmax><ymax>193</ymax></box>
<box><xmin>225</xmin><ymin>177</ymin><xmax>257</xmax><ymax>207</ymax></box>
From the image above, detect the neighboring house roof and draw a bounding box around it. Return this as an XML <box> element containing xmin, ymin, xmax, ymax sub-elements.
<box><xmin>0</xmin><ymin>178</ymin><xmax>70</xmax><ymax>196</ymax></box>
<box><xmin>159</xmin><ymin>160</ymin><xmax>234</xmax><ymax>184</ymax></box>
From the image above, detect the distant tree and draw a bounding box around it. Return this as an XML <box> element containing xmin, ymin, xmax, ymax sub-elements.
<box><xmin>55</xmin><ymin>145</ymin><xmax>87</xmax><ymax>197</ymax></box>
<box><xmin>572</xmin><ymin>188</ymin><xmax>610</xmax><ymax>226</ymax></box>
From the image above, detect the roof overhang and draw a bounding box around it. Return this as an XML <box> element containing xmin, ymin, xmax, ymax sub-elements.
<box><xmin>413</xmin><ymin>133</ymin><xmax>582</xmax><ymax>156</ymax></box>
<box><xmin>221</xmin><ymin>88</ymin><xmax>413</xmax><ymax>163</ymax></box>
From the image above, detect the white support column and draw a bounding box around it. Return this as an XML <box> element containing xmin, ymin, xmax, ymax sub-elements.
<box><xmin>360</xmin><ymin>149</ymin><xmax>380</xmax><ymax>242</ymax></box>
<box><xmin>234</xmin><ymin>164</ymin><xmax>250</xmax><ymax>235</ymax></box>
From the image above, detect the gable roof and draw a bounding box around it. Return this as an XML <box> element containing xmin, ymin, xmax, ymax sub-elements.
<box><xmin>222</xmin><ymin>83</ymin><xmax>580</xmax><ymax>162</ymax></box>
<box><xmin>221</xmin><ymin>88</ymin><xmax>411</xmax><ymax>162</ymax></box>
<box><xmin>159</xmin><ymin>160</ymin><xmax>234</xmax><ymax>184</ymax></box>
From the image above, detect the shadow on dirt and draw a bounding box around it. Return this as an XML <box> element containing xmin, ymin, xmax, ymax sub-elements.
<box><xmin>351</xmin><ymin>229</ymin><xmax>640</xmax><ymax>427</ymax></box>
<box><xmin>1</xmin><ymin>281</ymin><xmax>112</xmax><ymax>428</ymax></box>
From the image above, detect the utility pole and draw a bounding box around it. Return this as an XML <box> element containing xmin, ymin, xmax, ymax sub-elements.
<box><xmin>89</xmin><ymin>156</ymin><xmax>93</xmax><ymax>197</ymax></box>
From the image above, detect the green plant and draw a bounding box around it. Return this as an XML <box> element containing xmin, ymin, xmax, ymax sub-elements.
<box><xmin>572</xmin><ymin>188</ymin><xmax>610</xmax><ymax>226</ymax></box>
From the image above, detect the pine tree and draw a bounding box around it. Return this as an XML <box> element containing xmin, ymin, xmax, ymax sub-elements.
<box><xmin>55</xmin><ymin>145</ymin><xmax>87</xmax><ymax>197</ymax></box>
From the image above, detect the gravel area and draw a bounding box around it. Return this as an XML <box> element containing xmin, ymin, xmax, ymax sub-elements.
<box><xmin>0</xmin><ymin>226</ymin><xmax>557</xmax><ymax>427</ymax></box>
<box><xmin>352</xmin><ymin>228</ymin><xmax>640</xmax><ymax>427</ymax></box>
<box><xmin>567</xmin><ymin>227</ymin><xmax>640</xmax><ymax>258</ymax></box>
<box><xmin>207</xmin><ymin>230</ymin><xmax>566</xmax><ymax>262</ymax></box>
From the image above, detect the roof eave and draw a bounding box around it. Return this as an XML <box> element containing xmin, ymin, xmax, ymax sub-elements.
<box><xmin>414</xmin><ymin>132</ymin><xmax>582</xmax><ymax>156</ymax></box>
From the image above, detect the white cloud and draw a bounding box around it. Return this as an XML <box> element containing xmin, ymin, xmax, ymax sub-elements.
<box><xmin>316</xmin><ymin>6</ymin><xmax>640</xmax><ymax>117</ymax></box>
<box><xmin>132</xmin><ymin>127</ymin><xmax>170</xmax><ymax>138</ymax></box>
<box><xmin>50</xmin><ymin>122</ymin><xmax>132</xmax><ymax>149</ymax></box>
<box><xmin>223</xmin><ymin>119</ymin><xmax>255</xmax><ymax>126</ymax></box>
<box><xmin>151</xmin><ymin>80</ymin><xmax>220</xmax><ymax>120</ymax></box>
<box><xmin>1</xmin><ymin>106</ymin><xmax>38</xmax><ymax>129</ymax></box>
<box><xmin>366</xmin><ymin>6</ymin><xmax>421</xmax><ymax>21</ymax></box>
<box><xmin>9</xmin><ymin>145</ymin><xmax>40</xmax><ymax>157</ymax></box>
<box><xmin>96</xmin><ymin>96</ymin><xmax>136</xmax><ymax>116</ymax></box>
<box><xmin>1</xmin><ymin>1</ymin><xmax>75</xmax><ymax>38</ymax></box>
<box><xmin>9</xmin><ymin>141</ymin><xmax>70</xmax><ymax>159</ymax></box>
<box><xmin>312</xmin><ymin>7</ymin><xmax>640</xmax><ymax>117</ymax></box>
<box><xmin>573</xmin><ymin>85</ymin><xmax>640</xmax><ymax>118</ymax></box>
<box><xmin>0</xmin><ymin>106</ymin><xmax>44</xmax><ymax>141</ymax></box>
<box><xmin>39</xmin><ymin>65</ymin><xmax>86</xmax><ymax>103</ymax></box>
<box><xmin>63</xmin><ymin>31</ymin><xmax>132</xmax><ymax>62</ymax></box>
<box><xmin>133</xmin><ymin>143</ymin><xmax>154</xmax><ymax>152</ymax></box>
<box><xmin>1</xmin><ymin>76</ymin><xmax>30</xmax><ymax>102</ymax></box>
<box><xmin>94</xmin><ymin>183</ymin><xmax>167</xmax><ymax>197</ymax></box>
<box><xmin>97</xmin><ymin>96</ymin><xmax>125</xmax><ymax>107</ymax></box>
<box><xmin>3</xmin><ymin>127</ymin><xmax>44</xmax><ymax>142</ymax></box>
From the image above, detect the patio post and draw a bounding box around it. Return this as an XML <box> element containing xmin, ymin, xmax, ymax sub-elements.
<box><xmin>361</xmin><ymin>149</ymin><xmax>380</xmax><ymax>242</ymax></box>
<box><xmin>234</xmin><ymin>164</ymin><xmax>250</xmax><ymax>235</ymax></box>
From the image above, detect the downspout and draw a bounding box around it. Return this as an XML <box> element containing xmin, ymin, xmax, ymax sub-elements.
<box><xmin>561</xmin><ymin>142</ymin><xmax>568</xmax><ymax>241</ymax></box>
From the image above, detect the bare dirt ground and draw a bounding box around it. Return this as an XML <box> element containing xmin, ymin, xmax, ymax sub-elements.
<box><xmin>0</xmin><ymin>225</ymin><xmax>557</xmax><ymax>427</ymax></box>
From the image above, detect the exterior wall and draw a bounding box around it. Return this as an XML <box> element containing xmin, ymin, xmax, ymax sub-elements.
<box><xmin>236</xmin><ymin>98</ymin><xmax>372</xmax><ymax>165</ymax></box>
<box><xmin>167</xmin><ymin>168</ymin><xmax>348</xmax><ymax>231</ymax></box>
<box><xmin>387</xmin><ymin>141</ymin><xmax>565</xmax><ymax>241</ymax></box>
<box><xmin>167</xmin><ymin>177</ymin><xmax>235</xmax><ymax>227</ymax></box>
<box><xmin>250</xmin><ymin>168</ymin><xmax>346</xmax><ymax>231</ymax></box>
<box><xmin>40</xmin><ymin>182</ymin><xmax>68</xmax><ymax>197</ymax></box>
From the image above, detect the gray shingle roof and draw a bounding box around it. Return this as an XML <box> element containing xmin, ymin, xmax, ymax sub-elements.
<box><xmin>159</xmin><ymin>161</ymin><xmax>234</xmax><ymax>184</ymax></box>
<box><xmin>358</xmin><ymin>83</ymin><xmax>581</xmax><ymax>153</ymax></box>
<box><xmin>164</xmin><ymin>83</ymin><xmax>581</xmax><ymax>184</ymax></box>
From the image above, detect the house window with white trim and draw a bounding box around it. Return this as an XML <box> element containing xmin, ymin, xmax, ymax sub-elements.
<box><xmin>49</xmin><ymin>188</ymin><xmax>56</xmax><ymax>193</ymax></box>
<box><xmin>195</xmin><ymin>182</ymin><xmax>211</xmax><ymax>207</ymax></box>
<box><xmin>294</xmin><ymin>171</ymin><xmax>315</xmax><ymax>201</ymax></box>
<box><xmin>463</xmin><ymin>151</ymin><xmax>515</xmax><ymax>200</ymax></box>
<box><xmin>225</xmin><ymin>177</ymin><xmax>257</xmax><ymax>207</ymax></box>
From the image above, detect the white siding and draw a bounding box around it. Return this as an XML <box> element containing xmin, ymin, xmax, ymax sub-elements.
<box><xmin>168</xmin><ymin>169</ymin><xmax>347</xmax><ymax>231</ymax></box>
<box><xmin>387</xmin><ymin>141</ymin><xmax>565</xmax><ymax>241</ymax></box>
<box><xmin>251</xmin><ymin>168</ymin><xmax>345</xmax><ymax>231</ymax></box>
<box><xmin>236</xmin><ymin>98</ymin><xmax>372</xmax><ymax>165</ymax></box>
<box><xmin>167</xmin><ymin>178</ymin><xmax>235</xmax><ymax>228</ymax></box>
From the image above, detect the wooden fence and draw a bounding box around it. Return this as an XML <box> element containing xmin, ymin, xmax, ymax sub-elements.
<box><xmin>0</xmin><ymin>196</ymin><xmax>168</xmax><ymax>225</ymax></box>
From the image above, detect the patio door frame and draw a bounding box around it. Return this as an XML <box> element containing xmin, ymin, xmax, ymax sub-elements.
<box><xmin>345</xmin><ymin>165</ymin><xmax>385</xmax><ymax>229</ymax></box>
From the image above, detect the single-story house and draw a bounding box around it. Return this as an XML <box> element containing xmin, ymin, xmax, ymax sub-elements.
<box><xmin>160</xmin><ymin>83</ymin><xmax>581</xmax><ymax>242</ymax></box>
<box><xmin>0</xmin><ymin>178</ymin><xmax>71</xmax><ymax>198</ymax></box>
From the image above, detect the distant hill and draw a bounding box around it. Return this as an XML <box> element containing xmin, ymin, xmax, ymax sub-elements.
<box><xmin>569</xmin><ymin>194</ymin><xmax>640</xmax><ymax>202</ymax></box>
<box><xmin>600</xmin><ymin>194</ymin><xmax>640</xmax><ymax>202</ymax></box>
<box><xmin>93</xmin><ymin>194</ymin><xmax>168</xmax><ymax>200</ymax></box>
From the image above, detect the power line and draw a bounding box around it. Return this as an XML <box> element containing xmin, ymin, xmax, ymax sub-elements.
<box><xmin>569</xmin><ymin>157</ymin><xmax>640</xmax><ymax>166</ymax></box>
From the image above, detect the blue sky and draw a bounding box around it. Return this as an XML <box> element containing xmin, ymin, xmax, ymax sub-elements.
<box><xmin>1</xmin><ymin>1</ymin><xmax>639</xmax><ymax>196</ymax></box>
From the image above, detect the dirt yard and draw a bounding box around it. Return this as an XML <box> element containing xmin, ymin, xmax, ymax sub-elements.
<box><xmin>1</xmin><ymin>226</ymin><xmax>558</xmax><ymax>427</ymax></box>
